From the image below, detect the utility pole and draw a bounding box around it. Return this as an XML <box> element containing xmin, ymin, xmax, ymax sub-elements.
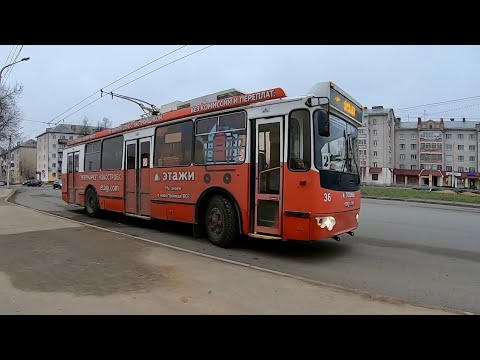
<box><xmin>6</xmin><ymin>135</ymin><xmax>11</xmax><ymax>188</ymax></box>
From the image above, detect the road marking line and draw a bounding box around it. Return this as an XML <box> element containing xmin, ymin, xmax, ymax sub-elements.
<box><xmin>6</xmin><ymin>190</ymin><xmax>472</xmax><ymax>315</ymax></box>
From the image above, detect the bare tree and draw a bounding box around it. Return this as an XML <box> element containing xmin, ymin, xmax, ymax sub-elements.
<box><xmin>97</xmin><ymin>117</ymin><xmax>112</xmax><ymax>131</ymax></box>
<box><xmin>0</xmin><ymin>83</ymin><xmax>23</xmax><ymax>148</ymax></box>
<box><xmin>80</xmin><ymin>116</ymin><xmax>91</xmax><ymax>135</ymax></box>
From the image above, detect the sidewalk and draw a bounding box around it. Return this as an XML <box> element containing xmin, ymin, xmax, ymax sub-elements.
<box><xmin>0</xmin><ymin>191</ymin><xmax>456</xmax><ymax>314</ymax></box>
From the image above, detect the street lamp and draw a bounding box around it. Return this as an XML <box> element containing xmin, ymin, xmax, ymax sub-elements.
<box><xmin>0</xmin><ymin>57</ymin><xmax>30</xmax><ymax>85</ymax></box>
<box><xmin>0</xmin><ymin>56</ymin><xmax>30</xmax><ymax>188</ymax></box>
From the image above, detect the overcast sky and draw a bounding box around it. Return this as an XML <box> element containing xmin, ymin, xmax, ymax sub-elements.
<box><xmin>2</xmin><ymin>45</ymin><xmax>480</xmax><ymax>140</ymax></box>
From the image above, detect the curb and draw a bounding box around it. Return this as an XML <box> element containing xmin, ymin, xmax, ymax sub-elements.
<box><xmin>2</xmin><ymin>189</ymin><xmax>16</xmax><ymax>203</ymax></box>
<box><xmin>362</xmin><ymin>196</ymin><xmax>480</xmax><ymax>209</ymax></box>
<box><xmin>6</xmin><ymin>192</ymin><xmax>471</xmax><ymax>315</ymax></box>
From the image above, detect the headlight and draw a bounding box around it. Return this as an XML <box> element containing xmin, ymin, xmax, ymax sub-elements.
<box><xmin>316</xmin><ymin>216</ymin><xmax>336</xmax><ymax>231</ymax></box>
<box><xmin>356</xmin><ymin>213</ymin><xmax>360</xmax><ymax>223</ymax></box>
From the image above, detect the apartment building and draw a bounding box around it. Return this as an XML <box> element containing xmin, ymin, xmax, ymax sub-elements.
<box><xmin>36</xmin><ymin>124</ymin><xmax>99</xmax><ymax>182</ymax></box>
<box><xmin>394</xmin><ymin>118</ymin><xmax>480</xmax><ymax>189</ymax></box>
<box><xmin>359</xmin><ymin>106</ymin><xmax>395</xmax><ymax>185</ymax></box>
<box><xmin>0</xmin><ymin>139</ymin><xmax>37</xmax><ymax>184</ymax></box>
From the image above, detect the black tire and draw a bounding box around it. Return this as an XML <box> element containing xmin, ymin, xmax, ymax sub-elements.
<box><xmin>85</xmin><ymin>188</ymin><xmax>100</xmax><ymax>218</ymax></box>
<box><xmin>205</xmin><ymin>195</ymin><xmax>238</xmax><ymax>248</ymax></box>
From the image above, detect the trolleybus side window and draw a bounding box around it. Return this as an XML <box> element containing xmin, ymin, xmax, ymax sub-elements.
<box><xmin>85</xmin><ymin>140</ymin><xmax>101</xmax><ymax>172</ymax></box>
<box><xmin>194</xmin><ymin>111</ymin><xmax>246</xmax><ymax>165</ymax></box>
<box><xmin>288</xmin><ymin>109</ymin><xmax>311</xmax><ymax>171</ymax></box>
<box><xmin>101</xmin><ymin>135</ymin><xmax>124</xmax><ymax>170</ymax></box>
<box><xmin>154</xmin><ymin>121</ymin><xmax>193</xmax><ymax>167</ymax></box>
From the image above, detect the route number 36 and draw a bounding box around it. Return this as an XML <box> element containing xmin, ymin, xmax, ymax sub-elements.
<box><xmin>324</xmin><ymin>193</ymin><xmax>332</xmax><ymax>202</ymax></box>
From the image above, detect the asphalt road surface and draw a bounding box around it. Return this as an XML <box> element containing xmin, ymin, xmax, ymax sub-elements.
<box><xmin>11</xmin><ymin>186</ymin><xmax>480</xmax><ymax>313</ymax></box>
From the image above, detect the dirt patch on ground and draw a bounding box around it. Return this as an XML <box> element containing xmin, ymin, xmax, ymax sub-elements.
<box><xmin>437</xmin><ymin>190</ymin><xmax>456</xmax><ymax>194</ymax></box>
<box><xmin>461</xmin><ymin>192</ymin><xmax>480</xmax><ymax>197</ymax></box>
<box><xmin>0</xmin><ymin>227</ymin><xmax>180</xmax><ymax>296</ymax></box>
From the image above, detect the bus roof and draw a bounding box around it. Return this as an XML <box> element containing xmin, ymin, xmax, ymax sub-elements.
<box><xmin>66</xmin><ymin>87</ymin><xmax>287</xmax><ymax>147</ymax></box>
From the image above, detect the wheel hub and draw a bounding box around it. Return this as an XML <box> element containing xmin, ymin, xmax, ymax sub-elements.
<box><xmin>208</xmin><ymin>207</ymin><xmax>223</xmax><ymax>235</ymax></box>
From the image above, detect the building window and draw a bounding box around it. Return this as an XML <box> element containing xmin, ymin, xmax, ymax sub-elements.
<box><xmin>411</xmin><ymin>154</ymin><xmax>417</xmax><ymax>160</ymax></box>
<box><xmin>458</xmin><ymin>167</ymin><xmax>464</xmax><ymax>172</ymax></box>
<box><xmin>373</xmin><ymin>151</ymin><xmax>378</xmax><ymax>157</ymax></box>
<box><xmin>411</xmin><ymin>134</ymin><xmax>417</xmax><ymax>140</ymax></box>
<box><xmin>373</xmin><ymin>130</ymin><xmax>378</xmax><ymax>136</ymax></box>
<box><xmin>469</xmin><ymin>145</ymin><xmax>476</xmax><ymax>151</ymax></box>
<box><xmin>52</xmin><ymin>153</ymin><xmax>56</xmax><ymax>158</ymax></box>
<box><xmin>446</xmin><ymin>155</ymin><xmax>453</xmax><ymax>162</ymax></box>
<box><xmin>458</xmin><ymin>134</ymin><xmax>464</xmax><ymax>140</ymax></box>
<box><xmin>53</xmin><ymin>135</ymin><xmax>56</xmax><ymax>140</ymax></box>
<box><xmin>155</xmin><ymin>121</ymin><xmax>194</xmax><ymax>166</ymax></box>
<box><xmin>101</xmin><ymin>135</ymin><xmax>124</xmax><ymax>170</ymax></box>
<box><xmin>359</xmin><ymin>139</ymin><xmax>366</xmax><ymax>145</ymax></box>
<box><xmin>400</xmin><ymin>154</ymin><xmax>405</xmax><ymax>160</ymax></box>
<box><xmin>288</xmin><ymin>109</ymin><xmax>311</xmax><ymax>171</ymax></box>
<box><xmin>458</xmin><ymin>145</ymin><xmax>464</xmax><ymax>151</ymax></box>
<box><xmin>373</xmin><ymin>119</ymin><xmax>377</xmax><ymax>125</ymax></box>
<box><xmin>400</xmin><ymin>144</ymin><xmax>405</xmax><ymax>150</ymax></box>
<box><xmin>69</xmin><ymin>136</ymin><xmax>73</xmax><ymax>140</ymax></box>
<box><xmin>458</xmin><ymin>156</ymin><xmax>464</xmax><ymax>162</ymax></box>
<box><xmin>469</xmin><ymin>167</ymin><xmax>476</xmax><ymax>172</ymax></box>
<box><xmin>52</xmin><ymin>173</ymin><xmax>56</xmax><ymax>177</ymax></box>
<box><xmin>411</xmin><ymin>144</ymin><xmax>417</xmax><ymax>150</ymax></box>
<box><xmin>446</xmin><ymin>144</ymin><xmax>453</xmax><ymax>151</ymax></box>
<box><xmin>469</xmin><ymin>156</ymin><xmax>476</xmax><ymax>162</ymax></box>
<box><xmin>52</xmin><ymin>163</ymin><xmax>56</xmax><ymax>168</ymax></box>
<box><xmin>399</xmin><ymin>164</ymin><xmax>405</xmax><ymax>169</ymax></box>
<box><xmin>445</xmin><ymin>134</ymin><xmax>452</xmax><ymax>139</ymax></box>
<box><xmin>446</xmin><ymin>166</ymin><xmax>452</xmax><ymax>171</ymax></box>
<box><xmin>373</xmin><ymin>162</ymin><xmax>378</xmax><ymax>167</ymax></box>
<box><xmin>85</xmin><ymin>140</ymin><xmax>101</xmax><ymax>171</ymax></box>
<box><xmin>469</xmin><ymin>134</ymin><xmax>475</xmax><ymax>140</ymax></box>
<box><xmin>399</xmin><ymin>134</ymin><xmax>405</xmax><ymax>140</ymax></box>
<box><xmin>60</xmin><ymin>135</ymin><xmax>65</xmax><ymax>139</ymax></box>
<box><xmin>194</xmin><ymin>112</ymin><xmax>246</xmax><ymax>166</ymax></box>
<box><xmin>372</xmin><ymin>174</ymin><xmax>379</xmax><ymax>181</ymax></box>
<box><xmin>373</xmin><ymin>140</ymin><xmax>378</xmax><ymax>147</ymax></box>
<box><xmin>52</xmin><ymin>144</ymin><xmax>56</xmax><ymax>148</ymax></box>
<box><xmin>411</xmin><ymin>165</ymin><xmax>417</xmax><ymax>170</ymax></box>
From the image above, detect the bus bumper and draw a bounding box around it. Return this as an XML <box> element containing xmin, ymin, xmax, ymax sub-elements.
<box><xmin>310</xmin><ymin>209</ymin><xmax>359</xmax><ymax>241</ymax></box>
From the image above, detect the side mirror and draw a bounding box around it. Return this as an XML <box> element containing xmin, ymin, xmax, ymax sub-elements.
<box><xmin>315</xmin><ymin>109</ymin><xmax>330</xmax><ymax>137</ymax></box>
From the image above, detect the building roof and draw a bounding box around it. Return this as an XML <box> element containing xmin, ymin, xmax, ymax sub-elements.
<box><xmin>0</xmin><ymin>139</ymin><xmax>36</xmax><ymax>156</ymax></box>
<box><xmin>443</xmin><ymin>121</ymin><xmax>478</xmax><ymax>130</ymax></box>
<box><xmin>16</xmin><ymin>139</ymin><xmax>37</xmax><ymax>148</ymax></box>
<box><xmin>396</xmin><ymin>122</ymin><xmax>418</xmax><ymax>130</ymax></box>
<box><xmin>396</xmin><ymin>120</ymin><xmax>480</xmax><ymax>130</ymax></box>
<box><xmin>36</xmin><ymin>123</ymin><xmax>99</xmax><ymax>138</ymax></box>
<box><xmin>364</xmin><ymin>107</ymin><xmax>394</xmax><ymax>116</ymax></box>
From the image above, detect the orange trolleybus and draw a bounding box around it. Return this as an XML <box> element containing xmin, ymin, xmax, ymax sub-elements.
<box><xmin>61</xmin><ymin>81</ymin><xmax>363</xmax><ymax>248</ymax></box>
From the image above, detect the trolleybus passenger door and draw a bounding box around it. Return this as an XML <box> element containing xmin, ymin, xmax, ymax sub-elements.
<box><xmin>254</xmin><ymin>117</ymin><xmax>283</xmax><ymax>236</ymax></box>
<box><xmin>125</xmin><ymin>140</ymin><xmax>137</xmax><ymax>214</ymax></box>
<box><xmin>67</xmin><ymin>152</ymin><xmax>79</xmax><ymax>204</ymax></box>
<box><xmin>138</xmin><ymin>137</ymin><xmax>152</xmax><ymax>216</ymax></box>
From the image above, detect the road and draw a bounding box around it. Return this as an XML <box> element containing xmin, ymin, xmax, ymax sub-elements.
<box><xmin>11</xmin><ymin>186</ymin><xmax>480</xmax><ymax>313</ymax></box>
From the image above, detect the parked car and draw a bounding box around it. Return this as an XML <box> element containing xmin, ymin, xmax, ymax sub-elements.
<box><xmin>22</xmin><ymin>179</ymin><xmax>34</xmax><ymax>186</ymax></box>
<box><xmin>53</xmin><ymin>179</ymin><xmax>62</xmax><ymax>190</ymax></box>
<box><xmin>0</xmin><ymin>181</ymin><xmax>6</xmax><ymax>186</ymax></box>
<box><xmin>26</xmin><ymin>179</ymin><xmax>42</xmax><ymax>187</ymax></box>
